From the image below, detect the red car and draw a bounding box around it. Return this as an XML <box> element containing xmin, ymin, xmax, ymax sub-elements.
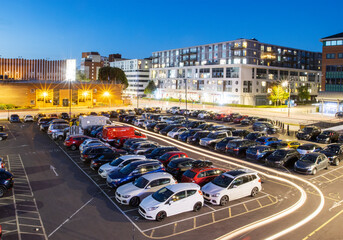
<box><xmin>158</xmin><ymin>151</ymin><xmax>188</xmax><ymax>166</ymax></box>
<box><xmin>181</xmin><ymin>161</ymin><xmax>227</xmax><ymax>186</ymax></box>
<box><xmin>233</xmin><ymin>115</ymin><xmax>248</xmax><ymax>124</ymax></box>
<box><xmin>64</xmin><ymin>135</ymin><xmax>92</xmax><ymax>151</ymax></box>
<box><xmin>214</xmin><ymin>113</ymin><xmax>227</xmax><ymax>121</ymax></box>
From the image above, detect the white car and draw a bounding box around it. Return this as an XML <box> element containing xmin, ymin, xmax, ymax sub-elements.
<box><xmin>79</xmin><ymin>139</ymin><xmax>104</xmax><ymax>153</ymax></box>
<box><xmin>197</xmin><ymin>112</ymin><xmax>210</xmax><ymax>119</ymax></box>
<box><xmin>98</xmin><ymin>155</ymin><xmax>146</xmax><ymax>178</ymax></box>
<box><xmin>24</xmin><ymin>115</ymin><xmax>34</xmax><ymax>122</ymax></box>
<box><xmin>115</xmin><ymin>172</ymin><xmax>177</xmax><ymax>206</ymax></box>
<box><xmin>134</xmin><ymin>119</ymin><xmax>145</xmax><ymax>128</ymax></box>
<box><xmin>139</xmin><ymin>183</ymin><xmax>203</xmax><ymax>221</ymax></box>
<box><xmin>158</xmin><ymin>116</ymin><xmax>169</xmax><ymax>122</ymax></box>
<box><xmin>201</xmin><ymin>169</ymin><xmax>262</xmax><ymax>206</ymax></box>
<box><xmin>167</xmin><ymin>127</ymin><xmax>188</xmax><ymax>139</ymax></box>
<box><xmin>143</xmin><ymin>120</ymin><xmax>154</xmax><ymax>128</ymax></box>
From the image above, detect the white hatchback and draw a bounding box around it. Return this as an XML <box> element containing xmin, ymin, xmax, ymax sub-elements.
<box><xmin>98</xmin><ymin>155</ymin><xmax>146</xmax><ymax>178</ymax></box>
<box><xmin>139</xmin><ymin>183</ymin><xmax>203</xmax><ymax>221</ymax></box>
<box><xmin>167</xmin><ymin>127</ymin><xmax>188</xmax><ymax>139</ymax></box>
<box><xmin>201</xmin><ymin>169</ymin><xmax>262</xmax><ymax>206</ymax></box>
<box><xmin>115</xmin><ymin>172</ymin><xmax>177</xmax><ymax>206</ymax></box>
<box><xmin>24</xmin><ymin>115</ymin><xmax>34</xmax><ymax>122</ymax></box>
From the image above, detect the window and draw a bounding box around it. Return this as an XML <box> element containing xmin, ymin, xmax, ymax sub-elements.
<box><xmin>200</xmin><ymin>68</ymin><xmax>210</xmax><ymax>78</ymax></box>
<box><xmin>149</xmin><ymin>180</ymin><xmax>160</xmax><ymax>187</ymax></box>
<box><xmin>172</xmin><ymin>191</ymin><xmax>186</xmax><ymax>202</ymax></box>
<box><xmin>338</xmin><ymin>53</ymin><xmax>343</xmax><ymax>59</ymax></box>
<box><xmin>187</xmin><ymin>190</ymin><xmax>196</xmax><ymax>196</ymax></box>
<box><xmin>212</xmin><ymin>68</ymin><xmax>224</xmax><ymax>78</ymax></box>
<box><xmin>256</xmin><ymin>69</ymin><xmax>267</xmax><ymax>79</ymax></box>
<box><xmin>197</xmin><ymin>171</ymin><xmax>206</xmax><ymax>178</ymax></box>
<box><xmin>326</xmin><ymin>53</ymin><xmax>336</xmax><ymax>59</ymax></box>
<box><xmin>226</xmin><ymin>67</ymin><xmax>239</xmax><ymax>78</ymax></box>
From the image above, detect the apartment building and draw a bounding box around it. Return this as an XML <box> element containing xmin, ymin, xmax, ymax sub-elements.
<box><xmin>110</xmin><ymin>58</ymin><xmax>151</xmax><ymax>96</ymax></box>
<box><xmin>150</xmin><ymin>38</ymin><xmax>322</xmax><ymax>105</ymax></box>
<box><xmin>317</xmin><ymin>32</ymin><xmax>343</xmax><ymax>114</ymax></box>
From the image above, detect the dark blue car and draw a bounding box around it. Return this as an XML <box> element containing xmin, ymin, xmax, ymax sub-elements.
<box><xmin>0</xmin><ymin>169</ymin><xmax>14</xmax><ymax>198</ymax></box>
<box><xmin>246</xmin><ymin>145</ymin><xmax>274</xmax><ymax>161</ymax></box>
<box><xmin>9</xmin><ymin>114</ymin><xmax>20</xmax><ymax>123</ymax></box>
<box><xmin>178</xmin><ymin>128</ymin><xmax>201</xmax><ymax>142</ymax></box>
<box><xmin>256</xmin><ymin>136</ymin><xmax>281</xmax><ymax>146</ymax></box>
<box><xmin>106</xmin><ymin>160</ymin><xmax>165</xmax><ymax>188</ymax></box>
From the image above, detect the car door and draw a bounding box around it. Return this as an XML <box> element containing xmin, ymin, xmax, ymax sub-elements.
<box><xmin>143</xmin><ymin>179</ymin><xmax>163</xmax><ymax>199</ymax></box>
<box><xmin>228</xmin><ymin>177</ymin><xmax>245</xmax><ymax>201</ymax></box>
<box><xmin>167</xmin><ymin>190</ymin><xmax>188</xmax><ymax>216</ymax></box>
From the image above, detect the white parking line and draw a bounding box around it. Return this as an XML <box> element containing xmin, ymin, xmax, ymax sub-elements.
<box><xmin>5</xmin><ymin>123</ymin><xmax>17</xmax><ymax>140</ymax></box>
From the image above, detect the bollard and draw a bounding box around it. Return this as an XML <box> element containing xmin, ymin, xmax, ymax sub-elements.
<box><xmin>287</xmin><ymin>125</ymin><xmax>290</xmax><ymax>136</ymax></box>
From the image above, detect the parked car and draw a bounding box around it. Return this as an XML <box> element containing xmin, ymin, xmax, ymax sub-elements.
<box><xmin>134</xmin><ymin>119</ymin><xmax>145</xmax><ymax>128</ymax></box>
<box><xmin>294</xmin><ymin>153</ymin><xmax>330</xmax><ymax>175</ymax></box>
<box><xmin>201</xmin><ymin>169</ymin><xmax>262</xmax><ymax>206</ymax></box>
<box><xmin>167</xmin><ymin>106</ymin><xmax>180</xmax><ymax>114</ymax></box>
<box><xmin>0</xmin><ymin>169</ymin><xmax>14</xmax><ymax>198</ymax></box>
<box><xmin>222</xmin><ymin>113</ymin><xmax>240</xmax><ymax>122</ymax></box>
<box><xmin>252</xmin><ymin>122</ymin><xmax>279</xmax><ymax>134</ymax></box>
<box><xmin>186</xmin><ymin>120</ymin><xmax>206</xmax><ymax>129</ymax></box>
<box><xmin>134</xmin><ymin>108</ymin><xmax>144</xmax><ymax>115</ymax></box>
<box><xmin>9</xmin><ymin>114</ymin><xmax>20</xmax><ymax>123</ymax></box>
<box><xmin>79</xmin><ymin>138</ymin><xmax>105</xmax><ymax>153</ymax></box>
<box><xmin>199</xmin><ymin>131</ymin><xmax>231</xmax><ymax>148</ymax></box>
<box><xmin>130</xmin><ymin>141</ymin><xmax>160</xmax><ymax>155</ymax></box>
<box><xmin>320</xmin><ymin>144</ymin><xmax>343</xmax><ymax>166</ymax></box>
<box><xmin>181</xmin><ymin>163</ymin><xmax>226</xmax><ymax>187</ymax></box>
<box><xmin>167</xmin><ymin>127</ymin><xmax>188</xmax><ymax>139</ymax></box>
<box><xmin>246</xmin><ymin>145</ymin><xmax>274</xmax><ymax>162</ymax></box>
<box><xmin>214</xmin><ymin>137</ymin><xmax>241</xmax><ymax>152</ymax></box>
<box><xmin>197</xmin><ymin>123</ymin><xmax>214</xmax><ymax>130</ymax></box>
<box><xmin>241</xmin><ymin>116</ymin><xmax>259</xmax><ymax>125</ymax></box>
<box><xmin>158</xmin><ymin>151</ymin><xmax>188</xmax><ymax>166</ymax></box>
<box><xmin>154</xmin><ymin>122</ymin><xmax>168</xmax><ymax>133</ymax></box>
<box><xmin>122</xmin><ymin>138</ymin><xmax>150</xmax><ymax>151</ymax></box>
<box><xmin>107</xmin><ymin>160</ymin><xmax>165</xmax><ymax>188</ymax></box>
<box><xmin>245</xmin><ymin>132</ymin><xmax>266</xmax><ymax>141</ymax></box>
<box><xmin>0</xmin><ymin>125</ymin><xmax>4</xmax><ymax>131</ymax></box>
<box><xmin>64</xmin><ymin>135</ymin><xmax>92</xmax><ymax>151</ymax></box>
<box><xmin>90</xmin><ymin>148</ymin><xmax>124</xmax><ymax>170</ymax></box>
<box><xmin>316</xmin><ymin>130</ymin><xmax>339</xmax><ymax>144</ymax></box>
<box><xmin>47</xmin><ymin>123</ymin><xmax>69</xmax><ymax>136</ymax></box>
<box><xmin>256</xmin><ymin>136</ymin><xmax>280</xmax><ymax>145</ymax></box>
<box><xmin>178</xmin><ymin>129</ymin><xmax>201</xmax><ymax>142</ymax></box>
<box><xmin>187</xmin><ymin>130</ymin><xmax>210</xmax><ymax>145</ymax></box>
<box><xmin>145</xmin><ymin>146</ymin><xmax>180</xmax><ymax>159</ymax></box>
<box><xmin>335</xmin><ymin>112</ymin><xmax>343</xmax><ymax>118</ymax></box>
<box><xmin>98</xmin><ymin>155</ymin><xmax>146</xmax><ymax>178</ymax></box>
<box><xmin>109</xmin><ymin>111</ymin><xmax>119</xmax><ymax>118</ymax></box>
<box><xmin>60</xmin><ymin>112</ymin><xmax>70</xmax><ymax>120</ymax></box>
<box><xmin>0</xmin><ymin>158</ymin><xmax>5</xmax><ymax>169</ymax></box>
<box><xmin>23</xmin><ymin>115</ymin><xmax>34</xmax><ymax>122</ymax></box>
<box><xmin>166</xmin><ymin>158</ymin><xmax>196</xmax><ymax>179</ymax></box>
<box><xmin>265</xmin><ymin>149</ymin><xmax>300</xmax><ymax>168</ymax></box>
<box><xmin>81</xmin><ymin>146</ymin><xmax>121</xmax><ymax>163</ymax></box>
<box><xmin>226</xmin><ymin>139</ymin><xmax>257</xmax><ymax>157</ymax></box>
<box><xmin>297</xmin><ymin>143</ymin><xmax>322</xmax><ymax>155</ymax></box>
<box><xmin>296</xmin><ymin>126</ymin><xmax>321</xmax><ymax>141</ymax></box>
<box><xmin>233</xmin><ymin>115</ymin><xmax>248</xmax><ymax>124</ymax></box>
<box><xmin>160</xmin><ymin>124</ymin><xmax>182</xmax><ymax>135</ymax></box>
<box><xmin>0</xmin><ymin>133</ymin><xmax>8</xmax><ymax>141</ymax></box>
<box><xmin>116</xmin><ymin>172</ymin><xmax>177</xmax><ymax>207</ymax></box>
<box><xmin>213</xmin><ymin>113</ymin><xmax>227</xmax><ymax>121</ymax></box>
<box><xmin>138</xmin><ymin>183</ymin><xmax>203</xmax><ymax>221</ymax></box>
<box><xmin>232</xmin><ymin>129</ymin><xmax>250</xmax><ymax>138</ymax></box>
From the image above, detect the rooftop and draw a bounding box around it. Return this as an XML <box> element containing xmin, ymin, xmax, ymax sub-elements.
<box><xmin>320</xmin><ymin>32</ymin><xmax>343</xmax><ymax>41</ymax></box>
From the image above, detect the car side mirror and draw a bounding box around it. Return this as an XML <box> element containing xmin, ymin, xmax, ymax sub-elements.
<box><xmin>146</xmin><ymin>185</ymin><xmax>151</xmax><ymax>189</ymax></box>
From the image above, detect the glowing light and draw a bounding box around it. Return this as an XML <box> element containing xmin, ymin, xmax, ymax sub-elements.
<box><xmin>103</xmin><ymin>91</ymin><xmax>110</xmax><ymax>97</ymax></box>
<box><xmin>42</xmin><ymin>92</ymin><xmax>48</xmax><ymax>97</ymax></box>
<box><xmin>83</xmin><ymin>91</ymin><xmax>88</xmax><ymax>97</ymax></box>
<box><xmin>282</xmin><ymin>81</ymin><xmax>289</xmax><ymax>87</ymax></box>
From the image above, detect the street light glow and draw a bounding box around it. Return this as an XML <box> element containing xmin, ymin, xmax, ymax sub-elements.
<box><xmin>42</xmin><ymin>91</ymin><xmax>48</xmax><ymax>97</ymax></box>
<box><xmin>83</xmin><ymin>91</ymin><xmax>88</xmax><ymax>97</ymax></box>
<box><xmin>103</xmin><ymin>91</ymin><xmax>110</xmax><ymax>97</ymax></box>
<box><xmin>282</xmin><ymin>81</ymin><xmax>288</xmax><ymax>87</ymax></box>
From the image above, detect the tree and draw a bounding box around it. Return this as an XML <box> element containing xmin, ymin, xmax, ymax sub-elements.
<box><xmin>98</xmin><ymin>67</ymin><xmax>128</xmax><ymax>89</ymax></box>
<box><xmin>268</xmin><ymin>85</ymin><xmax>289</xmax><ymax>106</ymax></box>
<box><xmin>144</xmin><ymin>80</ymin><xmax>157</xmax><ymax>97</ymax></box>
<box><xmin>76</xmin><ymin>70</ymin><xmax>89</xmax><ymax>81</ymax></box>
<box><xmin>297</xmin><ymin>85</ymin><xmax>310</xmax><ymax>103</ymax></box>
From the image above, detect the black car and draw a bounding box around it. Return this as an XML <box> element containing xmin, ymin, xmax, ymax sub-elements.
<box><xmin>296</xmin><ymin>126</ymin><xmax>321</xmax><ymax>141</ymax></box>
<box><xmin>145</xmin><ymin>121</ymin><xmax>159</xmax><ymax>131</ymax></box>
<box><xmin>191</xmin><ymin>110</ymin><xmax>201</xmax><ymax>117</ymax></box>
<box><xmin>320</xmin><ymin>144</ymin><xmax>343</xmax><ymax>166</ymax></box>
<box><xmin>178</xmin><ymin>128</ymin><xmax>202</xmax><ymax>142</ymax></box>
<box><xmin>241</xmin><ymin>116</ymin><xmax>259</xmax><ymax>125</ymax></box>
<box><xmin>134</xmin><ymin>108</ymin><xmax>144</xmax><ymax>115</ymax></box>
<box><xmin>0</xmin><ymin>133</ymin><xmax>8</xmax><ymax>141</ymax></box>
<box><xmin>145</xmin><ymin>146</ymin><xmax>179</xmax><ymax>159</ymax></box>
<box><xmin>109</xmin><ymin>111</ymin><xmax>118</xmax><ymax>118</ymax></box>
<box><xmin>252</xmin><ymin>122</ymin><xmax>279</xmax><ymax>134</ymax></box>
<box><xmin>197</xmin><ymin>123</ymin><xmax>214</xmax><ymax>130</ymax></box>
<box><xmin>0</xmin><ymin>169</ymin><xmax>13</xmax><ymax>198</ymax></box>
<box><xmin>81</xmin><ymin>146</ymin><xmax>118</xmax><ymax>163</ymax></box>
<box><xmin>118</xmin><ymin>114</ymin><xmax>128</xmax><ymax>122</ymax></box>
<box><xmin>256</xmin><ymin>118</ymin><xmax>272</xmax><ymax>123</ymax></box>
<box><xmin>187</xmin><ymin>130</ymin><xmax>210</xmax><ymax>145</ymax></box>
<box><xmin>232</xmin><ymin>129</ymin><xmax>251</xmax><ymax>138</ymax></box>
<box><xmin>60</xmin><ymin>112</ymin><xmax>70</xmax><ymax>120</ymax></box>
<box><xmin>214</xmin><ymin>137</ymin><xmax>241</xmax><ymax>152</ymax></box>
<box><xmin>124</xmin><ymin>115</ymin><xmax>136</xmax><ymax>124</ymax></box>
<box><xmin>335</xmin><ymin>112</ymin><xmax>343</xmax><ymax>118</ymax></box>
<box><xmin>265</xmin><ymin>149</ymin><xmax>300</xmax><ymax>168</ymax></box>
<box><xmin>245</xmin><ymin>132</ymin><xmax>266</xmax><ymax>141</ymax></box>
<box><xmin>9</xmin><ymin>114</ymin><xmax>20</xmax><ymax>123</ymax></box>
<box><xmin>226</xmin><ymin>139</ymin><xmax>257</xmax><ymax>156</ymax></box>
<box><xmin>159</xmin><ymin>124</ymin><xmax>182</xmax><ymax>135</ymax></box>
<box><xmin>166</xmin><ymin>157</ymin><xmax>196</xmax><ymax>179</ymax></box>
<box><xmin>246</xmin><ymin>145</ymin><xmax>274</xmax><ymax>162</ymax></box>
<box><xmin>316</xmin><ymin>130</ymin><xmax>339</xmax><ymax>144</ymax></box>
<box><xmin>296</xmin><ymin>143</ymin><xmax>322</xmax><ymax>155</ymax></box>
<box><xmin>90</xmin><ymin>150</ymin><xmax>124</xmax><ymax>170</ymax></box>
<box><xmin>154</xmin><ymin>123</ymin><xmax>168</xmax><ymax>133</ymax></box>
<box><xmin>122</xmin><ymin>138</ymin><xmax>149</xmax><ymax>151</ymax></box>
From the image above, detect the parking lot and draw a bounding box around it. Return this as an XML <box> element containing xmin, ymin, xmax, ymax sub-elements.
<box><xmin>0</xmin><ymin>114</ymin><xmax>342</xmax><ymax>240</ymax></box>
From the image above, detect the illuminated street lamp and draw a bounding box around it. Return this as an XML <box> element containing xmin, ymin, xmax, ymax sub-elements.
<box><xmin>42</xmin><ymin>91</ymin><xmax>48</xmax><ymax>108</ymax></box>
<box><xmin>66</xmin><ymin>59</ymin><xmax>76</xmax><ymax>117</ymax></box>
<box><xmin>282</xmin><ymin>81</ymin><xmax>291</xmax><ymax>117</ymax></box>
<box><xmin>103</xmin><ymin>91</ymin><xmax>111</xmax><ymax>108</ymax></box>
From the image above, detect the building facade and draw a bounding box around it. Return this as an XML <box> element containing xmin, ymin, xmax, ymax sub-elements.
<box><xmin>151</xmin><ymin>38</ymin><xmax>322</xmax><ymax>105</ymax></box>
<box><xmin>110</xmin><ymin>59</ymin><xmax>151</xmax><ymax>96</ymax></box>
<box><xmin>317</xmin><ymin>32</ymin><xmax>343</xmax><ymax>114</ymax></box>
<box><xmin>0</xmin><ymin>58</ymin><xmax>76</xmax><ymax>81</ymax></box>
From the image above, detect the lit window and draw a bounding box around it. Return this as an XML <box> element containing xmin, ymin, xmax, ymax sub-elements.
<box><xmin>243</xmin><ymin>42</ymin><xmax>247</xmax><ymax>48</ymax></box>
<box><xmin>267</xmin><ymin>47</ymin><xmax>272</xmax><ymax>52</ymax></box>
<box><xmin>338</xmin><ymin>40</ymin><xmax>343</xmax><ymax>45</ymax></box>
<box><xmin>331</xmin><ymin>41</ymin><xmax>337</xmax><ymax>46</ymax></box>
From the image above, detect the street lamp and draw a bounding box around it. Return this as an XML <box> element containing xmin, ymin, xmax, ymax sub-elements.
<box><xmin>184</xmin><ymin>78</ymin><xmax>188</xmax><ymax>121</ymax></box>
<box><xmin>103</xmin><ymin>91</ymin><xmax>111</xmax><ymax>108</ymax></box>
<box><xmin>282</xmin><ymin>81</ymin><xmax>291</xmax><ymax>117</ymax></box>
<box><xmin>42</xmin><ymin>91</ymin><xmax>48</xmax><ymax>108</ymax></box>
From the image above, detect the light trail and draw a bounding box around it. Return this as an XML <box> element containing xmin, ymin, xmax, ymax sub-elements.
<box><xmin>118</xmin><ymin>122</ymin><xmax>325</xmax><ymax>240</ymax></box>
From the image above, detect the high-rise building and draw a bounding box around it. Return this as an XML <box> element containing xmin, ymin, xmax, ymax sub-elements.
<box><xmin>317</xmin><ymin>32</ymin><xmax>343</xmax><ymax>114</ymax></box>
<box><xmin>111</xmin><ymin>58</ymin><xmax>152</xmax><ymax>96</ymax></box>
<box><xmin>150</xmin><ymin>38</ymin><xmax>322</xmax><ymax>105</ymax></box>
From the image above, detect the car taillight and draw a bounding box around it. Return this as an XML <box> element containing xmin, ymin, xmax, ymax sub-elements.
<box><xmin>234</xmin><ymin>148</ymin><xmax>239</xmax><ymax>151</ymax></box>
<box><xmin>84</xmin><ymin>155</ymin><xmax>88</xmax><ymax>158</ymax></box>
<box><xmin>1</xmin><ymin>163</ymin><xmax>4</xmax><ymax>168</ymax></box>
<box><xmin>258</xmin><ymin>179</ymin><xmax>261</xmax><ymax>183</ymax></box>
<box><xmin>175</xmin><ymin>168</ymin><xmax>180</xmax><ymax>171</ymax></box>
<box><xmin>198</xmin><ymin>190</ymin><xmax>203</xmax><ymax>195</ymax></box>
<box><xmin>161</xmin><ymin>167</ymin><xmax>165</xmax><ymax>171</ymax></box>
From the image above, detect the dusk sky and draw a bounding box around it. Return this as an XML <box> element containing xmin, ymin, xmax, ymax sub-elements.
<box><xmin>1</xmin><ymin>0</ymin><xmax>342</xmax><ymax>67</ymax></box>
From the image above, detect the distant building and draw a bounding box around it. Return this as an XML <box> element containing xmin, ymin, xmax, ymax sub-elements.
<box><xmin>111</xmin><ymin>59</ymin><xmax>152</xmax><ymax>96</ymax></box>
<box><xmin>317</xmin><ymin>32</ymin><xmax>343</xmax><ymax>114</ymax></box>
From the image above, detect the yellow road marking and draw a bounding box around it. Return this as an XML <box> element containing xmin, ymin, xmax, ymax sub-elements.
<box><xmin>173</xmin><ymin>223</ymin><xmax>177</xmax><ymax>234</ymax></box>
<box><xmin>150</xmin><ymin>229</ymin><xmax>155</xmax><ymax>237</ymax></box>
<box><xmin>303</xmin><ymin>209</ymin><xmax>343</xmax><ymax>240</ymax></box>
<box><xmin>193</xmin><ymin>217</ymin><xmax>196</xmax><ymax>228</ymax></box>
<box><xmin>257</xmin><ymin>199</ymin><xmax>263</xmax><ymax>208</ymax></box>
<box><xmin>212</xmin><ymin>212</ymin><xmax>215</xmax><ymax>222</ymax></box>
<box><xmin>228</xmin><ymin>207</ymin><xmax>231</xmax><ymax>217</ymax></box>
<box><xmin>243</xmin><ymin>203</ymin><xmax>249</xmax><ymax>212</ymax></box>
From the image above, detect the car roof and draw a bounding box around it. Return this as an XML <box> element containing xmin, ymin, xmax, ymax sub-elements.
<box><xmin>141</xmin><ymin>172</ymin><xmax>173</xmax><ymax>181</ymax></box>
<box><xmin>224</xmin><ymin>169</ymin><xmax>256</xmax><ymax>178</ymax></box>
<box><xmin>305</xmin><ymin>152</ymin><xmax>323</xmax><ymax>157</ymax></box>
<box><xmin>128</xmin><ymin>159</ymin><xmax>160</xmax><ymax>167</ymax></box>
<box><xmin>166</xmin><ymin>183</ymin><xmax>199</xmax><ymax>191</ymax></box>
<box><xmin>170</xmin><ymin>157</ymin><xmax>195</xmax><ymax>164</ymax></box>
<box><xmin>163</xmin><ymin>151</ymin><xmax>185</xmax><ymax>155</ymax></box>
<box><xmin>120</xmin><ymin>155</ymin><xmax>147</xmax><ymax>160</ymax></box>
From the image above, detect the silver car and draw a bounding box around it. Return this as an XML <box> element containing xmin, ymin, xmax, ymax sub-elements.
<box><xmin>294</xmin><ymin>153</ymin><xmax>329</xmax><ymax>175</ymax></box>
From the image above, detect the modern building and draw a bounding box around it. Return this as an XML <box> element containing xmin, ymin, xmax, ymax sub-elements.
<box><xmin>80</xmin><ymin>52</ymin><xmax>123</xmax><ymax>80</ymax></box>
<box><xmin>0</xmin><ymin>58</ymin><xmax>76</xmax><ymax>81</ymax></box>
<box><xmin>150</xmin><ymin>38</ymin><xmax>322</xmax><ymax>106</ymax></box>
<box><xmin>317</xmin><ymin>32</ymin><xmax>343</xmax><ymax>114</ymax></box>
<box><xmin>110</xmin><ymin>58</ymin><xmax>151</xmax><ymax>96</ymax></box>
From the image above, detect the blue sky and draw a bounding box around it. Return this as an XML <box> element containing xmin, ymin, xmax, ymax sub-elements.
<box><xmin>0</xmin><ymin>0</ymin><xmax>341</xmax><ymax>66</ymax></box>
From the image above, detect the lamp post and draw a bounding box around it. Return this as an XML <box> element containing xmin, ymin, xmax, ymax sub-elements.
<box><xmin>184</xmin><ymin>78</ymin><xmax>188</xmax><ymax>121</ymax></box>
<box><xmin>103</xmin><ymin>91</ymin><xmax>111</xmax><ymax>108</ymax></box>
<box><xmin>69</xmin><ymin>80</ymin><xmax>72</xmax><ymax>117</ymax></box>
<box><xmin>282</xmin><ymin>81</ymin><xmax>291</xmax><ymax>117</ymax></box>
<box><xmin>43</xmin><ymin>91</ymin><xmax>48</xmax><ymax>108</ymax></box>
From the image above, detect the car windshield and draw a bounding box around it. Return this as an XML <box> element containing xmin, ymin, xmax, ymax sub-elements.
<box><xmin>152</xmin><ymin>187</ymin><xmax>174</xmax><ymax>202</ymax></box>
<box><xmin>207</xmin><ymin>133</ymin><xmax>217</xmax><ymax>138</ymax></box>
<box><xmin>227</xmin><ymin>142</ymin><xmax>239</xmax><ymax>148</ymax></box>
<box><xmin>265</xmin><ymin>123</ymin><xmax>274</xmax><ymax>128</ymax></box>
<box><xmin>183</xmin><ymin>170</ymin><xmax>197</xmax><ymax>178</ymax></box>
<box><xmin>271</xmin><ymin>150</ymin><xmax>287</xmax><ymax>157</ymax></box>
<box><xmin>212</xmin><ymin>174</ymin><xmax>234</xmax><ymax>188</ymax></box>
<box><xmin>323</xmin><ymin>145</ymin><xmax>340</xmax><ymax>153</ymax></box>
<box><xmin>298</xmin><ymin>145</ymin><xmax>314</xmax><ymax>150</ymax></box>
<box><xmin>300</xmin><ymin>154</ymin><xmax>317</xmax><ymax>163</ymax></box>
<box><xmin>119</xmin><ymin>164</ymin><xmax>136</xmax><ymax>175</ymax></box>
<box><xmin>246</xmin><ymin>133</ymin><xmax>258</xmax><ymax>140</ymax></box>
<box><xmin>133</xmin><ymin>177</ymin><xmax>149</xmax><ymax>188</ymax></box>
<box><xmin>181</xmin><ymin>130</ymin><xmax>190</xmax><ymax>135</ymax></box>
<box><xmin>110</xmin><ymin>157</ymin><xmax>124</xmax><ymax>166</ymax></box>
<box><xmin>303</xmin><ymin>127</ymin><xmax>314</xmax><ymax>133</ymax></box>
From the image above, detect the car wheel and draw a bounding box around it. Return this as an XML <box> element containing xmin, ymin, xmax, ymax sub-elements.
<box><xmin>129</xmin><ymin>197</ymin><xmax>140</xmax><ymax>207</ymax></box>
<box><xmin>326</xmin><ymin>164</ymin><xmax>329</xmax><ymax>170</ymax></box>
<box><xmin>193</xmin><ymin>202</ymin><xmax>202</xmax><ymax>212</ymax></box>
<box><xmin>156</xmin><ymin>211</ymin><xmax>167</xmax><ymax>222</ymax></box>
<box><xmin>70</xmin><ymin>145</ymin><xmax>77</xmax><ymax>151</ymax></box>
<box><xmin>251</xmin><ymin>187</ymin><xmax>259</xmax><ymax>197</ymax></box>
<box><xmin>335</xmin><ymin>158</ymin><xmax>340</xmax><ymax>166</ymax></box>
<box><xmin>58</xmin><ymin>136</ymin><xmax>64</xmax><ymax>141</ymax></box>
<box><xmin>312</xmin><ymin>168</ymin><xmax>317</xmax><ymax>175</ymax></box>
<box><xmin>0</xmin><ymin>186</ymin><xmax>6</xmax><ymax>198</ymax></box>
<box><xmin>220</xmin><ymin>195</ymin><xmax>229</xmax><ymax>206</ymax></box>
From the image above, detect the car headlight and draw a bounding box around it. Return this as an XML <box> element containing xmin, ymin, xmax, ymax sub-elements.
<box><xmin>211</xmin><ymin>193</ymin><xmax>220</xmax><ymax>197</ymax></box>
<box><xmin>111</xmin><ymin>178</ymin><xmax>121</xmax><ymax>183</ymax></box>
<box><xmin>147</xmin><ymin>206</ymin><xmax>159</xmax><ymax>211</ymax></box>
<box><xmin>122</xmin><ymin>195</ymin><xmax>131</xmax><ymax>198</ymax></box>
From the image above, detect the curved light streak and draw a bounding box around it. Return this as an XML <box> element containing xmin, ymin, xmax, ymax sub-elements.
<box><xmin>118</xmin><ymin>122</ymin><xmax>325</xmax><ymax>240</ymax></box>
